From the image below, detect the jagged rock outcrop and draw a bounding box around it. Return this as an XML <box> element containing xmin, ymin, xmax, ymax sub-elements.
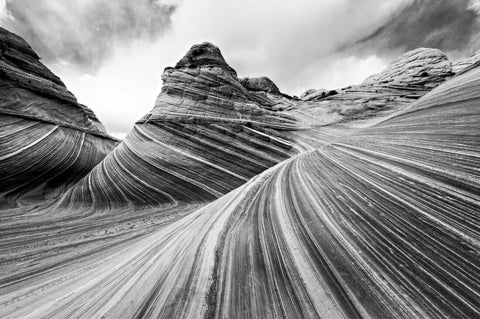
<box><xmin>0</xmin><ymin>27</ymin><xmax>118</xmax><ymax>206</ymax></box>
<box><xmin>61</xmin><ymin>42</ymin><xmax>298</xmax><ymax>208</ymax></box>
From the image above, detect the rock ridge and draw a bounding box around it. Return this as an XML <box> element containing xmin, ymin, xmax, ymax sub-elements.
<box><xmin>0</xmin><ymin>27</ymin><xmax>115</xmax><ymax>139</ymax></box>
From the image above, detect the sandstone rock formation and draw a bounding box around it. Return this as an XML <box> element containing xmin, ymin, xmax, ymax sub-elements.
<box><xmin>239</xmin><ymin>76</ymin><xmax>296</xmax><ymax>111</ymax></box>
<box><xmin>0</xmin><ymin>27</ymin><xmax>118</xmax><ymax>206</ymax></box>
<box><xmin>0</xmin><ymin>29</ymin><xmax>479</xmax><ymax>319</ymax></box>
<box><xmin>452</xmin><ymin>49</ymin><xmax>480</xmax><ymax>74</ymax></box>
<box><xmin>362</xmin><ymin>48</ymin><xmax>453</xmax><ymax>88</ymax></box>
<box><xmin>294</xmin><ymin>48</ymin><xmax>457</xmax><ymax>126</ymax></box>
<box><xmin>239</xmin><ymin>76</ymin><xmax>281</xmax><ymax>94</ymax></box>
<box><xmin>60</xmin><ymin>42</ymin><xmax>298</xmax><ymax>208</ymax></box>
<box><xmin>299</xmin><ymin>88</ymin><xmax>338</xmax><ymax>101</ymax></box>
<box><xmin>0</xmin><ymin>27</ymin><xmax>109</xmax><ymax>135</ymax></box>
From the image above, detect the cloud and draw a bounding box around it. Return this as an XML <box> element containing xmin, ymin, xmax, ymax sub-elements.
<box><xmin>1</xmin><ymin>0</ymin><xmax>479</xmax><ymax>138</ymax></box>
<box><xmin>51</xmin><ymin>40</ymin><xmax>178</xmax><ymax>138</ymax></box>
<box><xmin>1</xmin><ymin>0</ymin><xmax>178</xmax><ymax>138</ymax></box>
<box><xmin>356</xmin><ymin>0</ymin><xmax>480</xmax><ymax>59</ymax></box>
<box><xmin>1</xmin><ymin>0</ymin><xmax>176</xmax><ymax>72</ymax></box>
<box><xmin>164</xmin><ymin>0</ymin><xmax>411</xmax><ymax>93</ymax></box>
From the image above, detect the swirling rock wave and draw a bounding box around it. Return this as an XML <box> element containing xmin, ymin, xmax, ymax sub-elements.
<box><xmin>0</xmin><ymin>31</ymin><xmax>479</xmax><ymax>319</ymax></box>
<box><xmin>60</xmin><ymin>42</ymin><xmax>297</xmax><ymax>208</ymax></box>
<box><xmin>0</xmin><ymin>27</ymin><xmax>118</xmax><ymax>206</ymax></box>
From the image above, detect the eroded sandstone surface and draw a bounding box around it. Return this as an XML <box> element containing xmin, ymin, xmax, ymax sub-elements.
<box><xmin>0</xmin><ymin>27</ymin><xmax>118</xmax><ymax>206</ymax></box>
<box><xmin>61</xmin><ymin>42</ymin><xmax>298</xmax><ymax>208</ymax></box>
<box><xmin>0</xmin><ymin>29</ymin><xmax>479</xmax><ymax>319</ymax></box>
<box><xmin>296</xmin><ymin>48</ymin><xmax>459</xmax><ymax>126</ymax></box>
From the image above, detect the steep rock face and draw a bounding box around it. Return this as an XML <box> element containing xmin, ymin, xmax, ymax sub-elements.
<box><xmin>0</xmin><ymin>28</ymin><xmax>118</xmax><ymax>206</ymax></box>
<box><xmin>62</xmin><ymin>42</ymin><xmax>297</xmax><ymax>208</ymax></box>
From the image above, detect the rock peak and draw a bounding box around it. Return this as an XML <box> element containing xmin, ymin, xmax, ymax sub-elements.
<box><xmin>175</xmin><ymin>41</ymin><xmax>237</xmax><ymax>77</ymax></box>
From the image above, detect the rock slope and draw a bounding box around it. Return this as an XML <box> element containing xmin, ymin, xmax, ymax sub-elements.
<box><xmin>453</xmin><ymin>49</ymin><xmax>480</xmax><ymax>74</ymax></box>
<box><xmin>296</xmin><ymin>48</ymin><xmax>456</xmax><ymax>126</ymax></box>
<box><xmin>362</xmin><ymin>48</ymin><xmax>453</xmax><ymax>88</ymax></box>
<box><xmin>0</xmin><ymin>27</ymin><xmax>118</xmax><ymax>206</ymax></box>
<box><xmin>0</xmin><ymin>30</ymin><xmax>479</xmax><ymax>319</ymax></box>
<box><xmin>60</xmin><ymin>42</ymin><xmax>298</xmax><ymax>208</ymax></box>
<box><xmin>0</xmin><ymin>27</ymin><xmax>109</xmax><ymax>135</ymax></box>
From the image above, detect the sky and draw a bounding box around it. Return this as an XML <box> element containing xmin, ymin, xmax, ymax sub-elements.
<box><xmin>1</xmin><ymin>0</ymin><xmax>480</xmax><ymax>138</ymax></box>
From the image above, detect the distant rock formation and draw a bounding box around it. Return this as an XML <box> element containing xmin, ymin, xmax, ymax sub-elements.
<box><xmin>295</xmin><ymin>48</ymin><xmax>456</xmax><ymax>125</ymax></box>
<box><xmin>240</xmin><ymin>76</ymin><xmax>281</xmax><ymax>94</ymax></box>
<box><xmin>0</xmin><ymin>27</ymin><xmax>118</xmax><ymax>206</ymax></box>
<box><xmin>362</xmin><ymin>48</ymin><xmax>453</xmax><ymax>88</ymax></box>
<box><xmin>299</xmin><ymin>88</ymin><xmax>338</xmax><ymax>101</ymax></box>
<box><xmin>452</xmin><ymin>49</ymin><xmax>480</xmax><ymax>74</ymax></box>
<box><xmin>300</xmin><ymin>88</ymin><xmax>321</xmax><ymax>99</ymax></box>
<box><xmin>239</xmin><ymin>76</ymin><xmax>295</xmax><ymax>111</ymax></box>
<box><xmin>62</xmin><ymin>42</ymin><xmax>298</xmax><ymax>208</ymax></box>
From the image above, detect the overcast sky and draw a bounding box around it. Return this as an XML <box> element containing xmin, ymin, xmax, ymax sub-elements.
<box><xmin>1</xmin><ymin>0</ymin><xmax>480</xmax><ymax>138</ymax></box>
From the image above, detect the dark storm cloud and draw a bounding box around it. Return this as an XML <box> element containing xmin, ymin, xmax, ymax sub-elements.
<box><xmin>355</xmin><ymin>0</ymin><xmax>480</xmax><ymax>59</ymax></box>
<box><xmin>1</xmin><ymin>0</ymin><xmax>176</xmax><ymax>72</ymax></box>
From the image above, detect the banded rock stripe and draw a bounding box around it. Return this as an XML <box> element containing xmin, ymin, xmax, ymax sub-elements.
<box><xmin>60</xmin><ymin>42</ymin><xmax>298</xmax><ymax>209</ymax></box>
<box><xmin>0</xmin><ymin>27</ymin><xmax>118</xmax><ymax>206</ymax></box>
<box><xmin>0</xmin><ymin>31</ymin><xmax>479</xmax><ymax>318</ymax></box>
<box><xmin>0</xmin><ymin>64</ymin><xmax>479</xmax><ymax>318</ymax></box>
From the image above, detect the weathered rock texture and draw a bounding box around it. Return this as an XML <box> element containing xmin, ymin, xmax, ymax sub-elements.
<box><xmin>300</xmin><ymin>88</ymin><xmax>327</xmax><ymax>100</ymax></box>
<box><xmin>453</xmin><ymin>49</ymin><xmax>480</xmax><ymax>74</ymax></box>
<box><xmin>0</xmin><ymin>27</ymin><xmax>109</xmax><ymax>135</ymax></box>
<box><xmin>240</xmin><ymin>76</ymin><xmax>281</xmax><ymax>94</ymax></box>
<box><xmin>295</xmin><ymin>48</ymin><xmax>456</xmax><ymax>126</ymax></box>
<box><xmin>0</xmin><ymin>30</ymin><xmax>479</xmax><ymax>319</ymax></box>
<box><xmin>362</xmin><ymin>48</ymin><xmax>453</xmax><ymax>87</ymax></box>
<box><xmin>61</xmin><ymin>42</ymin><xmax>297</xmax><ymax>208</ymax></box>
<box><xmin>0</xmin><ymin>27</ymin><xmax>118</xmax><ymax>206</ymax></box>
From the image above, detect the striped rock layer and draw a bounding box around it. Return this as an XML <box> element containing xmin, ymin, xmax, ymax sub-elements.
<box><xmin>60</xmin><ymin>42</ymin><xmax>297</xmax><ymax>208</ymax></box>
<box><xmin>0</xmin><ymin>27</ymin><xmax>118</xmax><ymax>206</ymax></box>
<box><xmin>296</xmin><ymin>48</ymin><xmax>458</xmax><ymax>125</ymax></box>
<box><xmin>0</xmin><ymin>32</ymin><xmax>479</xmax><ymax>319</ymax></box>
